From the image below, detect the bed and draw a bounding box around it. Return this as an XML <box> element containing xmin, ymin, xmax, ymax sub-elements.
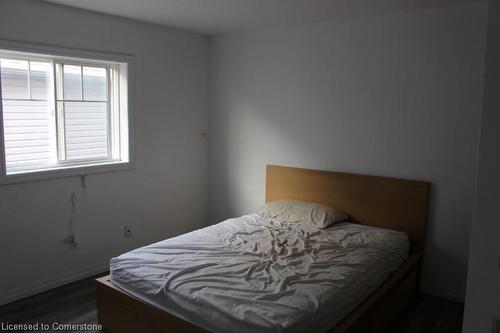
<box><xmin>96</xmin><ymin>165</ymin><xmax>429</xmax><ymax>333</ymax></box>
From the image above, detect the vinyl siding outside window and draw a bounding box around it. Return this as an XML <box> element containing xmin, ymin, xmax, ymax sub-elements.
<box><xmin>0</xmin><ymin>45</ymin><xmax>132</xmax><ymax>184</ymax></box>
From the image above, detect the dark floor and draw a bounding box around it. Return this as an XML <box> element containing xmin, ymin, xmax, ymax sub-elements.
<box><xmin>392</xmin><ymin>294</ymin><xmax>464</xmax><ymax>333</ymax></box>
<box><xmin>0</xmin><ymin>276</ymin><xmax>464</xmax><ymax>333</ymax></box>
<box><xmin>0</xmin><ymin>276</ymin><xmax>101</xmax><ymax>333</ymax></box>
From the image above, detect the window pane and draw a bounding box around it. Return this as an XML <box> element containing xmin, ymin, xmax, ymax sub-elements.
<box><xmin>2</xmin><ymin>100</ymin><xmax>56</xmax><ymax>174</ymax></box>
<box><xmin>63</xmin><ymin>101</ymin><xmax>108</xmax><ymax>160</ymax></box>
<box><xmin>63</xmin><ymin>65</ymin><xmax>82</xmax><ymax>100</ymax></box>
<box><xmin>0</xmin><ymin>59</ymin><xmax>29</xmax><ymax>99</ymax></box>
<box><xmin>83</xmin><ymin>66</ymin><xmax>107</xmax><ymax>101</ymax></box>
<box><xmin>30</xmin><ymin>61</ymin><xmax>51</xmax><ymax>100</ymax></box>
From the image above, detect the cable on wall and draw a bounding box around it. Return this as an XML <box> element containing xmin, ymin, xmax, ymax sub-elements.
<box><xmin>63</xmin><ymin>175</ymin><xmax>88</xmax><ymax>247</ymax></box>
<box><xmin>80</xmin><ymin>174</ymin><xmax>87</xmax><ymax>189</ymax></box>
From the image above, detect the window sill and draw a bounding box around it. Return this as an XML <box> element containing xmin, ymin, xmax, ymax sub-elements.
<box><xmin>0</xmin><ymin>160</ymin><xmax>134</xmax><ymax>186</ymax></box>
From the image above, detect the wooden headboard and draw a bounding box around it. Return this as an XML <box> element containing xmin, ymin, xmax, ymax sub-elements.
<box><xmin>265</xmin><ymin>165</ymin><xmax>430</xmax><ymax>253</ymax></box>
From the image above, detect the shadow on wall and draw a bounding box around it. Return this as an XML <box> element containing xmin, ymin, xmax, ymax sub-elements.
<box><xmin>208</xmin><ymin>2</ymin><xmax>487</xmax><ymax>301</ymax></box>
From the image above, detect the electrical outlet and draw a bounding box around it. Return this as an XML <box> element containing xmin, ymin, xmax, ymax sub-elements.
<box><xmin>124</xmin><ymin>225</ymin><xmax>132</xmax><ymax>238</ymax></box>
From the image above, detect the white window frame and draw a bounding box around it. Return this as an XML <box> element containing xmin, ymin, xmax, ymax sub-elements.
<box><xmin>0</xmin><ymin>39</ymin><xmax>134</xmax><ymax>185</ymax></box>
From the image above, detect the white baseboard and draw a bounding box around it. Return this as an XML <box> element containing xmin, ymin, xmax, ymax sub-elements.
<box><xmin>0</xmin><ymin>263</ymin><xmax>108</xmax><ymax>306</ymax></box>
<box><xmin>421</xmin><ymin>283</ymin><xmax>465</xmax><ymax>303</ymax></box>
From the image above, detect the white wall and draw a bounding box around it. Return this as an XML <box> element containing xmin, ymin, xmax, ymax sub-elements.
<box><xmin>0</xmin><ymin>0</ymin><xmax>490</xmax><ymax>308</ymax></box>
<box><xmin>209</xmin><ymin>3</ymin><xmax>487</xmax><ymax>301</ymax></box>
<box><xmin>0</xmin><ymin>0</ymin><xmax>209</xmax><ymax>305</ymax></box>
<box><xmin>463</xmin><ymin>0</ymin><xmax>500</xmax><ymax>331</ymax></box>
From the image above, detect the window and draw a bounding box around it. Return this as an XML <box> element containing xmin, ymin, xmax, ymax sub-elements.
<box><xmin>0</xmin><ymin>45</ymin><xmax>131</xmax><ymax>183</ymax></box>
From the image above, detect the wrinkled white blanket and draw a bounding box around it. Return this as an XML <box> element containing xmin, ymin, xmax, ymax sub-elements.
<box><xmin>110</xmin><ymin>214</ymin><xmax>408</xmax><ymax>333</ymax></box>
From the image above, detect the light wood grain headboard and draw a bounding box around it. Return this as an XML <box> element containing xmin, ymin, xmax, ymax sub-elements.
<box><xmin>265</xmin><ymin>165</ymin><xmax>429</xmax><ymax>253</ymax></box>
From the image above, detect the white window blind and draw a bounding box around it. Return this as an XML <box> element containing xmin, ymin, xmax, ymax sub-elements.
<box><xmin>0</xmin><ymin>48</ymin><xmax>130</xmax><ymax>180</ymax></box>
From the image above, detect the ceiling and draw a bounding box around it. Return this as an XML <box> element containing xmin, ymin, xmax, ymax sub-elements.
<box><xmin>41</xmin><ymin>0</ymin><xmax>482</xmax><ymax>35</ymax></box>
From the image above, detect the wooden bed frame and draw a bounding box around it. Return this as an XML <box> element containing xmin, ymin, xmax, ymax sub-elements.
<box><xmin>96</xmin><ymin>165</ymin><xmax>430</xmax><ymax>333</ymax></box>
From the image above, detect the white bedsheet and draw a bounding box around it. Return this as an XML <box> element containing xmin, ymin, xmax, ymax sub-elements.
<box><xmin>110</xmin><ymin>214</ymin><xmax>409</xmax><ymax>333</ymax></box>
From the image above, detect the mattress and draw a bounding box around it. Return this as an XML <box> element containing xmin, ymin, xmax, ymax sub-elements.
<box><xmin>110</xmin><ymin>214</ymin><xmax>409</xmax><ymax>333</ymax></box>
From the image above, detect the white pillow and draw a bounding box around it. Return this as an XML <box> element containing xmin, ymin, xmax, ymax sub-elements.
<box><xmin>256</xmin><ymin>200</ymin><xmax>348</xmax><ymax>229</ymax></box>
